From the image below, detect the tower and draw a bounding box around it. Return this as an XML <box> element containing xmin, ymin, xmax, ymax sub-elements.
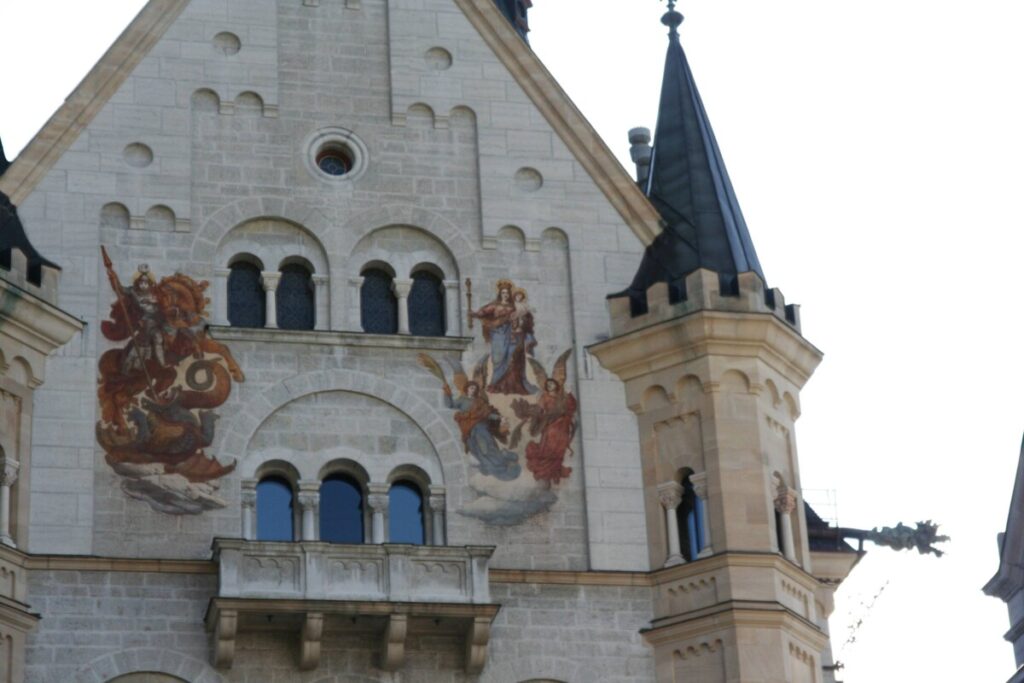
<box><xmin>590</xmin><ymin>6</ymin><xmax>850</xmax><ymax>682</ymax></box>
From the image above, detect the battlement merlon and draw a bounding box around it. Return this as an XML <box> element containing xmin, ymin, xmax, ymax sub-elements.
<box><xmin>594</xmin><ymin>270</ymin><xmax>822</xmax><ymax>390</ymax></box>
<box><xmin>608</xmin><ymin>269</ymin><xmax>802</xmax><ymax>339</ymax></box>
<box><xmin>0</xmin><ymin>247</ymin><xmax>61</xmax><ymax>306</ymax></box>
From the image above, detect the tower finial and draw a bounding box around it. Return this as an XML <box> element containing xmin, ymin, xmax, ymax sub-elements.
<box><xmin>661</xmin><ymin>0</ymin><xmax>684</xmax><ymax>35</ymax></box>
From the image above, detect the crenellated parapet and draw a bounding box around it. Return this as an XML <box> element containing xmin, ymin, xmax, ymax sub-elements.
<box><xmin>0</xmin><ymin>246</ymin><xmax>61</xmax><ymax>306</ymax></box>
<box><xmin>608</xmin><ymin>268</ymin><xmax>801</xmax><ymax>339</ymax></box>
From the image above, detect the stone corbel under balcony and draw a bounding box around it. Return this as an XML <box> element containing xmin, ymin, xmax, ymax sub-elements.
<box><xmin>206</xmin><ymin>539</ymin><xmax>499</xmax><ymax>673</ymax></box>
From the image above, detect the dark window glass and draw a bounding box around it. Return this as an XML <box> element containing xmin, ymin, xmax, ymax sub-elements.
<box><xmin>409</xmin><ymin>271</ymin><xmax>446</xmax><ymax>337</ymax></box>
<box><xmin>361</xmin><ymin>269</ymin><xmax>398</xmax><ymax>334</ymax></box>
<box><xmin>257</xmin><ymin>476</ymin><xmax>294</xmax><ymax>541</ymax></box>
<box><xmin>775</xmin><ymin>508</ymin><xmax>785</xmax><ymax>556</ymax></box>
<box><xmin>676</xmin><ymin>476</ymin><xmax>704</xmax><ymax>562</ymax></box>
<box><xmin>277</xmin><ymin>263</ymin><xmax>315</xmax><ymax>331</ymax></box>
<box><xmin>389</xmin><ymin>481</ymin><xmax>425</xmax><ymax>545</ymax></box>
<box><xmin>320</xmin><ymin>475</ymin><xmax>365</xmax><ymax>544</ymax></box>
<box><xmin>228</xmin><ymin>262</ymin><xmax>265</xmax><ymax>328</ymax></box>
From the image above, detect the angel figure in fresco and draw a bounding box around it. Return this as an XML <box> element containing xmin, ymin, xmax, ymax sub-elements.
<box><xmin>418</xmin><ymin>354</ymin><xmax>522</xmax><ymax>481</ymax></box>
<box><xmin>469</xmin><ymin>280</ymin><xmax>537</xmax><ymax>395</ymax></box>
<box><xmin>511</xmin><ymin>349</ymin><xmax>578</xmax><ymax>486</ymax></box>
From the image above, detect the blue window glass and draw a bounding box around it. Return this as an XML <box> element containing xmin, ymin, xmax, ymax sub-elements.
<box><xmin>676</xmin><ymin>476</ymin><xmax>704</xmax><ymax>561</ymax></box>
<box><xmin>257</xmin><ymin>476</ymin><xmax>294</xmax><ymax>541</ymax></box>
<box><xmin>277</xmin><ymin>263</ymin><xmax>315</xmax><ymax>331</ymax></box>
<box><xmin>409</xmin><ymin>271</ymin><xmax>445</xmax><ymax>337</ymax></box>
<box><xmin>360</xmin><ymin>268</ymin><xmax>398</xmax><ymax>334</ymax></box>
<box><xmin>228</xmin><ymin>262</ymin><xmax>265</xmax><ymax>328</ymax></box>
<box><xmin>320</xmin><ymin>475</ymin><xmax>365</xmax><ymax>544</ymax></box>
<box><xmin>388</xmin><ymin>481</ymin><xmax>425</xmax><ymax>545</ymax></box>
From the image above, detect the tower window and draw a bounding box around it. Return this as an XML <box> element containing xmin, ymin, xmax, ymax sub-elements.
<box><xmin>408</xmin><ymin>270</ymin><xmax>446</xmax><ymax>337</ymax></box>
<box><xmin>227</xmin><ymin>260</ymin><xmax>265</xmax><ymax>328</ymax></box>
<box><xmin>360</xmin><ymin>267</ymin><xmax>398</xmax><ymax>334</ymax></box>
<box><xmin>388</xmin><ymin>481</ymin><xmax>425</xmax><ymax>545</ymax></box>
<box><xmin>320</xmin><ymin>474</ymin><xmax>365</xmax><ymax>544</ymax></box>
<box><xmin>276</xmin><ymin>262</ymin><xmax>315</xmax><ymax>331</ymax></box>
<box><xmin>256</xmin><ymin>476</ymin><xmax>295</xmax><ymax>542</ymax></box>
<box><xmin>676</xmin><ymin>475</ymin><xmax>705</xmax><ymax>562</ymax></box>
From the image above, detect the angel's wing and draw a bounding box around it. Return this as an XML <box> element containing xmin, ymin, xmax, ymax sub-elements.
<box><xmin>528</xmin><ymin>357</ymin><xmax>548</xmax><ymax>388</ymax></box>
<box><xmin>472</xmin><ymin>354</ymin><xmax>490</xmax><ymax>389</ymax></box>
<box><xmin>417</xmin><ymin>353</ymin><xmax>449</xmax><ymax>387</ymax></box>
<box><xmin>443</xmin><ymin>357</ymin><xmax>469</xmax><ymax>394</ymax></box>
<box><xmin>552</xmin><ymin>348</ymin><xmax>573</xmax><ymax>386</ymax></box>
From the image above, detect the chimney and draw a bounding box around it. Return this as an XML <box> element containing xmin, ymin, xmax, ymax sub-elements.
<box><xmin>628</xmin><ymin>127</ymin><xmax>652</xmax><ymax>187</ymax></box>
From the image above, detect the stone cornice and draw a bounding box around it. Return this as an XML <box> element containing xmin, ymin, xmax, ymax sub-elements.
<box><xmin>207</xmin><ymin>325</ymin><xmax>473</xmax><ymax>352</ymax></box>
<box><xmin>589</xmin><ymin>309</ymin><xmax>823</xmax><ymax>389</ymax></box>
<box><xmin>0</xmin><ymin>0</ymin><xmax>192</xmax><ymax>204</ymax></box>
<box><xmin>452</xmin><ymin>0</ymin><xmax>664</xmax><ymax>246</ymax></box>
<box><xmin>0</xmin><ymin>279</ymin><xmax>83</xmax><ymax>353</ymax></box>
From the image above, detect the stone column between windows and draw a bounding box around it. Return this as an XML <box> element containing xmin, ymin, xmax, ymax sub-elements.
<box><xmin>368</xmin><ymin>484</ymin><xmax>390</xmax><ymax>544</ymax></box>
<box><xmin>657</xmin><ymin>481</ymin><xmax>685</xmax><ymax>567</ymax></box>
<box><xmin>443</xmin><ymin>280</ymin><xmax>460</xmax><ymax>337</ymax></box>
<box><xmin>690</xmin><ymin>472</ymin><xmax>713</xmax><ymax>558</ymax></box>
<box><xmin>240</xmin><ymin>481</ymin><xmax>257</xmax><ymax>541</ymax></box>
<box><xmin>429</xmin><ymin>486</ymin><xmax>446</xmax><ymax>545</ymax></box>
<box><xmin>348</xmin><ymin>276</ymin><xmax>364</xmax><ymax>332</ymax></box>
<box><xmin>298</xmin><ymin>484</ymin><xmax>320</xmax><ymax>542</ymax></box>
<box><xmin>312</xmin><ymin>274</ymin><xmax>330</xmax><ymax>331</ymax></box>
<box><xmin>774</xmin><ymin>483</ymin><xmax>798</xmax><ymax>563</ymax></box>
<box><xmin>213</xmin><ymin>268</ymin><xmax>230</xmax><ymax>325</ymax></box>
<box><xmin>261</xmin><ymin>271</ymin><xmax>282</xmax><ymax>329</ymax></box>
<box><xmin>392</xmin><ymin>279</ymin><xmax>413</xmax><ymax>335</ymax></box>
<box><xmin>0</xmin><ymin>457</ymin><xmax>19</xmax><ymax>547</ymax></box>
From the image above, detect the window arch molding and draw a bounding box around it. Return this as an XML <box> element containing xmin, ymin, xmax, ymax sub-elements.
<box><xmin>213</xmin><ymin>217</ymin><xmax>331</xmax><ymax>329</ymax></box>
<box><xmin>250</xmin><ymin>460</ymin><xmax>300</xmax><ymax>542</ymax></box>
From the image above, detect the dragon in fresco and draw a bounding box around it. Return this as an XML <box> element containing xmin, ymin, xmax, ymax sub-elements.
<box><xmin>95</xmin><ymin>247</ymin><xmax>244</xmax><ymax>514</ymax></box>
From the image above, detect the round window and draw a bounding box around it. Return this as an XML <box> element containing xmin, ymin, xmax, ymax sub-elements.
<box><xmin>316</xmin><ymin>147</ymin><xmax>353</xmax><ymax>176</ymax></box>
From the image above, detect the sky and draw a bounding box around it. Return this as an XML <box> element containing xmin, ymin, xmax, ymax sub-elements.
<box><xmin>2</xmin><ymin>1</ymin><xmax>1023</xmax><ymax>681</ymax></box>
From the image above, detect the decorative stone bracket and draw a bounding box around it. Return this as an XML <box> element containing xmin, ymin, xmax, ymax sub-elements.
<box><xmin>205</xmin><ymin>598</ymin><xmax>500</xmax><ymax>673</ymax></box>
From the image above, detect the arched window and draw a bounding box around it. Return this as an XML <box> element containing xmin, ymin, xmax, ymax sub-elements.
<box><xmin>256</xmin><ymin>476</ymin><xmax>295</xmax><ymax>541</ymax></box>
<box><xmin>676</xmin><ymin>475</ymin><xmax>705</xmax><ymax>562</ymax></box>
<box><xmin>277</xmin><ymin>262</ymin><xmax>315</xmax><ymax>331</ymax></box>
<box><xmin>388</xmin><ymin>481</ymin><xmax>425</xmax><ymax>545</ymax></box>
<box><xmin>320</xmin><ymin>474</ymin><xmax>365</xmax><ymax>544</ymax></box>
<box><xmin>408</xmin><ymin>269</ymin><xmax>446</xmax><ymax>337</ymax></box>
<box><xmin>228</xmin><ymin>261</ymin><xmax>265</xmax><ymax>328</ymax></box>
<box><xmin>361</xmin><ymin>267</ymin><xmax>398</xmax><ymax>334</ymax></box>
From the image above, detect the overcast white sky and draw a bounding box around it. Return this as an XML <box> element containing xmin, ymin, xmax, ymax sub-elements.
<box><xmin>3</xmin><ymin>1</ymin><xmax>1024</xmax><ymax>681</ymax></box>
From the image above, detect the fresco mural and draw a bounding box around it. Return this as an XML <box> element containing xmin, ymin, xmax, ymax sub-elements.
<box><xmin>96</xmin><ymin>248</ymin><xmax>244</xmax><ymax>514</ymax></box>
<box><xmin>420</xmin><ymin>279</ymin><xmax>578</xmax><ymax>525</ymax></box>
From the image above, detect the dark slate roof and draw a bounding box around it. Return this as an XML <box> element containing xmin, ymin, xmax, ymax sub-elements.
<box><xmin>492</xmin><ymin>0</ymin><xmax>530</xmax><ymax>42</ymax></box>
<box><xmin>805</xmin><ymin>502</ymin><xmax>857</xmax><ymax>553</ymax></box>
<box><xmin>614</xmin><ymin>9</ymin><xmax>764</xmax><ymax>306</ymax></box>
<box><xmin>0</xmin><ymin>137</ymin><xmax>60</xmax><ymax>284</ymax></box>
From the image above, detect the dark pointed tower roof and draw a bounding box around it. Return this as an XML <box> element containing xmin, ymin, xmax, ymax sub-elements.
<box><xmin>615</xmin><ymin>5</ymin><xmax>764</xmax><ymax>307</ymax></box>
<box><xmin>0</xmin><ymin>137</ymin><xmax>60</xmax><ymax>283</ymax></box>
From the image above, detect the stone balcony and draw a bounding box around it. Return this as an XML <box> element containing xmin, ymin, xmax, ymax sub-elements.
<box><xmin>206</xmin><ymin>539</ymin><xmax>499</xmax><ymax>673</ymax></box>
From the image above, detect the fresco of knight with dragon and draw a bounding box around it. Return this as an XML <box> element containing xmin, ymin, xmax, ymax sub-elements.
<box><xmin>96</xmin><ymin>247</ymin><xmax>244</xmax><ymax>514</ymax></box>
<box><xmin>420</xmin><ymin>279</ymin><xmax>578</xmax><ymax>525</ymax></box>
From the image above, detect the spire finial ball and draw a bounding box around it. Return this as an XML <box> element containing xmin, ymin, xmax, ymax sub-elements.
<box><xmin>661</xmin><ymin>1</ymin><xmax>684</xmax><ymax>32</ymax></box>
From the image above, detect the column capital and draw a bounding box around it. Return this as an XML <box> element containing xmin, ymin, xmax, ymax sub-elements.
<box><xmin>689</xmin><ymin>472</ymin><xmax>708</xmax><ymax>500</ymax></box>
<box><xmin>240</xmin><ymin>490</ymin><xmax>257</xmax><ymax>510</ymax></box>
<box><xmin>0</xmin><ymin>458</ymin><xmax>20</xmax><ymax>487</ymax></box>
<box><xmin>298</xmin><ymin>491</ymin><xmax>320</xmax><ymax>513</ymax></box>
<box><xmin>261</xmin><ymin>271</ymin><xmax>282</xmax><ymax>291</ymax></box>
<box><xmin>391</xmin><ymin>278</ymin><xmax>413</xmax><ymax>298</ymax></box>
<box><xmin>657</xmin><ymin>481</ymin><xmax>683</xmax><ymax>510</ymax></box>
<box><xmin>312</xmin><ymin>274</ymin><xmax>329</xmax><ymax>286</ymax></box>
<box><xmin>443</xmin><ymin>279</ymin><xmax>460</xmax><ymax>290</ymax></box>
<box><xmin>214</xmin><ymin>267</ymin><xmax>231</xmax><ymax>276</ymax></box>
<box><xmin>774</xmin><ymin>489</ymin><xmax>798</xmax><ymax>515</ymax></box>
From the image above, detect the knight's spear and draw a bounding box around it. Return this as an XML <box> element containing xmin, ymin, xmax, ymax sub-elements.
<box><xmin>101</xmin><ymin>246</ymin><xmax>160</xmax><ymax>401</ymax></box>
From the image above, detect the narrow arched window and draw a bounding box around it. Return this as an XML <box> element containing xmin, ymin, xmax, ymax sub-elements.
<box><xmin>676</xmin><ymin>475</ymin><xmax>705</xmax><ymax>562</ymax></box>
<box><xmin>320</xmin><ymin>474</ymin><xmax>365</xmax><ymax>544</ymax></box>
<box><xmin>409</xmin><ymin>270</ymin><xmax>445</xmax><ymax>337</ymax></box>
<box><xmin>228</xmin><ymin>261</ymin><xmax>265</xmax><ymax>328</ymax></box>
<box><xmin>388</xmin><ymin>481</ymin><xmax>425</xmax><ymax>545</ymax></box>
<box><xmin>257</xmin><ymin>476</ymin><xmax>294</xmax><ymax>541</ymax></box>
<box><xmin>277</xmin><ymin>262</ymin><xmax>315</xmax><ymax>331</ymax></box>
<box><xmin>361</xmin><ymin>268</ymin><xmax>398</xmax><ymax>334</ymax></box>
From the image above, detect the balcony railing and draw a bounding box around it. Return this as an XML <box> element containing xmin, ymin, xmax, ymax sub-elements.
<box><xmin>206</xmin><ymin>539</ymin><xmax>498</xmax><ymax>673</ymax></box>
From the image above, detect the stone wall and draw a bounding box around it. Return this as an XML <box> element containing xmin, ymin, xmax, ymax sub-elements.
<box><xmin>25</xmin><ymin>570</ymin><xmax>654</xmax><ymax>682</ymax></box>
